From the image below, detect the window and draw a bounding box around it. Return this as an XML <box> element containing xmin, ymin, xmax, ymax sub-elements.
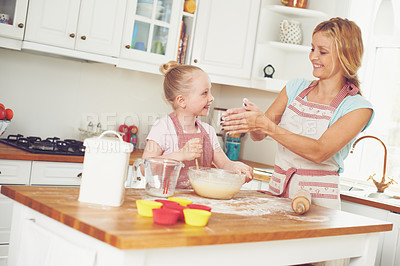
<box><xmin>341</xmin><ymin>0</ymin><xmax>400</xmax><ymax>192</ymax></box>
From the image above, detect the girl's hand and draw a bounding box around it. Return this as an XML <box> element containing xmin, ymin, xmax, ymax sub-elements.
<box><xmin>222</xmin><ymin>98</ymin><xmax>273</xmax><ymax>135</ymax></box>
<box><xmin>232</xmin><ymin>162</ymin><xmax>253</xmax><ymax>183</ymax></box>
<box><xmin>179</xmin><ymin>138</ymin><xmax>202</xmax><ymax>161</ymax></box>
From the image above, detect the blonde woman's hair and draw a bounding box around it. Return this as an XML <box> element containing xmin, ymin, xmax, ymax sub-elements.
<box><xmin>313</xmin><ymin>17</ymin><xmax>364</xmax><ymax>91</ymax></box>
<box><xmin>159</xmin><ymin>61</ymin><xmax>205</xmax><ymax>108</ymax></box>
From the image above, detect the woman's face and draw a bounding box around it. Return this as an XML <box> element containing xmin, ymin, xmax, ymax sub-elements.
<box><xmin>309</xmin><ymin>32</ymin><xmax>343</xmax><ymax>80</ymax></box>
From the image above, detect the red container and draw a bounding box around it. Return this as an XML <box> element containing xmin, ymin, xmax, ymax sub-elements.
<box><xmin>152</xmin><ymin>208</ymin><xmax>180</xmax><ymax>225</ymax></box>
<box><xmin>187</xmin><ymin>204</ymin><xmax>212</xmax><ymax>212</ymax></box>
<box><xmin>155</xmin><ymin>199</ymin><xmax>180</xmax><ymax>208</ymax></box>
<box><xmin>163</xmin><ymin>203</ymin><xmax>188</xmax><ymax>221</ymax></box>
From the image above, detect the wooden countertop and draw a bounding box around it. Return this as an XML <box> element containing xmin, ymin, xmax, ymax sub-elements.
<box><xmin>0</xmin><ymin>143</ymin><xmax>143</xmax><ymax>164</ymax></box>
<box><xmin>1</xmin><ymin>185</ymin><xmax>392</xmax><ymax>250</ymax></box>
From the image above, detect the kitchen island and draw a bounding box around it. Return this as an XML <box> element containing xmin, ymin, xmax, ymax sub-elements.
<box><xmin>1</xmin><ymin>185</ymin><xmax>392</xmax><ymax>266</ymax></box>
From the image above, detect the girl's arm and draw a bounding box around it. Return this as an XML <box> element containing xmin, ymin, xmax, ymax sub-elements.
<box><xmin>142</xmin><ymin>138</ymin><xmax>202</xmax><ymax>162</ymax></box>
<box><xmin>212</xmin><ymin>147</ymin><xmax>253</xmax><ymax>182</ymax></box>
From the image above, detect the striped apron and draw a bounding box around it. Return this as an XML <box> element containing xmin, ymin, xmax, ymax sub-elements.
<box><xmin>268</xmin><ymin>81</ymin><xmax>359</xmax><ymax>209</ymax></box>
<box><xmin>169</xmin><ymin>113</ymin><xmax>213</xmax><ymax>189</ymax></box>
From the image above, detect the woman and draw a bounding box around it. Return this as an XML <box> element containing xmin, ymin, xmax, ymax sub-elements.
<box><xmin>221</xmin><ymin>17</ymin><xmax>374</xmax><ymax>210</ymax></box>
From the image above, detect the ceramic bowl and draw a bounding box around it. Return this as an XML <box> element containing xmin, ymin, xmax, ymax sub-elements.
<box><xmin>152</xmin><ymin>208</ymin><xmax>180</xmax><ymax>225</ymax></box>
<box><xmin>188</xmin><ymin>167</ymin><xmax>245</xmax><ymax>200</ymax></box>
<box><xmin>183</xmin><ymin>208</ymin><xmax>211</xmax><ymax>227</ymax></box>
<box><xmin>162</xmin><ymin>203</ymin><xmax>188</xmax><ymax>221</ymax></box>
<box><xmin>187</xmin><ymin>203</ymin><xmax>212</xmax><ymax>212</ymax></box>
<box><xmin>136</xmin><ymin>200</ymin><xmax>163</xmax><ymax>217</ymax></box>
<box><xmin>167</xmin><ymin>197</ymin><xmax>192</xmax><ymax>206</ymax></box>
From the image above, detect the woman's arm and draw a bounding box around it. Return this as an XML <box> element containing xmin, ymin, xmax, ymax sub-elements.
<box><xmin>222</xmin><ymin>87</ymin><xmax>288</xmax><ymax>141</ymax></box>
<box><xmin>267</xmin><ymin>108</ymin><xmax>373</xmax><ymax>163</ymax></box>
<box><xmin>225</xmin><ymin>107</ymin><xmax>372</xmax><ymax>164</ymax></box>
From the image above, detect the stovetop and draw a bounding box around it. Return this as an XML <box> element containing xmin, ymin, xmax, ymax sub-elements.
<box><xmin>0</xmin><ymin>134</ymin><xmax>85</xmax><ymax>156</ymax></box>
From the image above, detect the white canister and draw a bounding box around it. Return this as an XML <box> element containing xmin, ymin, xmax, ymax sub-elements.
<box><xmin>280</xmin><ymin>20</ymin><xmax>302</xmax><ymax>45</ymax></box>
<box><xmin>78</xmin><ymin>130</ymin><xmax>133</xmax><ymax>206</ymax></box>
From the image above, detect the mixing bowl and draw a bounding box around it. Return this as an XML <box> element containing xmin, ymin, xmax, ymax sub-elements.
<box><xmin>188</xmin><ymin>167</ymin><xmax>245</xmax><ymax>200</ymax></box>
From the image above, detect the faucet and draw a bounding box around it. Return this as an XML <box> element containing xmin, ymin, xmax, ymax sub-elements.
<box><xmin>351</xmin><ymin>135</ymin><xmax>397</xmax><ymax>193</ymax></box>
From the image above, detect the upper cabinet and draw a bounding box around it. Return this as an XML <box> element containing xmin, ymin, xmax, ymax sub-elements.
<box><xmin>0</xmin><ymin>0</ymin><xmax>28</xmax><ymax>49</ymax></box>
<box><xmin>118</xmin><ymin>0</ymin><xmax>185</xmax><ymax>74</ymax></box>
<box><xmin>190</xmin><ymin>0</ymin><xmax>260</xmax><ymax>87</ymax></box>
<box><xmin>23</xmin><ymin>0</ymin><xmax>127</xmax><ymax>63</ymax></box>
<box><xmin>251</xmin><ymin>0</ymin><xmax>348</xmax><ymax>92</ymax></box>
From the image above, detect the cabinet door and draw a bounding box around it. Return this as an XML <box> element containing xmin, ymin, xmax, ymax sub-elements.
<box><xmin>0</xmin><ymin>193</ymin><xmax>13</xmax><ymax>244</ymax></box>
<box><xmin>0</xmin><ymin>0</ymin><xmax>28</xmax><ymax>40</ymax></box>
<box><xmin>0</xmin><ymin>159</ymin><xmax>31</xmax><ymax>185</ymax></box>
<box><xmin>30</xmin><ymin>161</ymin><xmax>82</xmax><ymax>186</ymax></box>
<box><xmin>119</xmin><ymin>0</ymin><xmax>182</xmax><ymax>71</ymax></box>
<box><xmin>24</xmin><ymin>0</ymin><xmax>80</xmax><ymax>49</ymax></box>
<box><xmin>75</xmin><ymin>0</ymin><xmax>126</xmax><ymax>57</ymax></box>
<box><xmin>190</xmin><ymin>0</ymin><xmax>259</xmax><ymax>79</ymax></box>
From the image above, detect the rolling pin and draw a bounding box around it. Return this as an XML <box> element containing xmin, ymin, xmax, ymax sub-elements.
<box><xmin>292</xmin><ymin>189</ymin><xmax>311</xmax><ymax>215</ymax></box>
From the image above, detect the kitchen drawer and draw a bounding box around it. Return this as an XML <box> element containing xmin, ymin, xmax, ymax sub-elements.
<box><xmin>0</xmin><ymin>160</ymin><xmax>31</xmax><ymax>185</ymax></box>
<box><xmin>30</xmin><ymin>161</ymin><xmax>82</xmax><ymax>186</ymax></box>
<box><xmin>0</xmin><ymin>244</ymin><xmax>8</xmax><ymax>266</ymax></box>
<box><xmin>0</xmin><ymin>193</ymin><xmax>13</xmax><ymax>244</ymax></box>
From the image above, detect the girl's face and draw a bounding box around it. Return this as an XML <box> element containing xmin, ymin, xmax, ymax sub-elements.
<box><xmin>184</xmin><ymin>71</ymin><xmax>214</xmax><ymax>117</ymax></box>
<box><xmin>309</xmin><ymin>32</ymin><xmax>343</xmax><ymax>80</ymax></box>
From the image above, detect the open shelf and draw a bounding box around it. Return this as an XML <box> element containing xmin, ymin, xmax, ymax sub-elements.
<box><xmin>268</xmin><ymin>5</ymin><xmax>328</xmax><ymax>18</ymax></box>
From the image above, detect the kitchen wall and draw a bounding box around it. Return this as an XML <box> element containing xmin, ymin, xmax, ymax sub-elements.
<box><xmin>0</xmin><ymin>48</ymin><xmax>278</xmax><ymax>165</ymax></box>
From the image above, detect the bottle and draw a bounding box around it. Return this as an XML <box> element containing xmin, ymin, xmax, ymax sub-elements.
<box><xmin>291</xmin><ymin>189</ymin><xmax>311</xmax><ymax>215</ymax></box>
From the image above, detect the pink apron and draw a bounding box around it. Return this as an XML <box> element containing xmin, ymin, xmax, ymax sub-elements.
<box><xmin>169</xmin><ymin>113</ymin><xmax>213</xmax><ymax>189</ymax></box>
<box><xmin>268</xmin><ymin>81</ymin><xmax>359</xmax><ymax>209</ymax></box>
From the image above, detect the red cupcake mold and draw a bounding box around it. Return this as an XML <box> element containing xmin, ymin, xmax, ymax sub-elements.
<box><xmin>152</xmin><ymin>208</ymin><xmax>180</xmax><ymax>225</ymax></box>
<box><xmin>187</xmin><ymin>204</ymin><xmax>212</xmax><ymax>212</ymax></box>
<box><xmin>162</xmin><ymin>203</ymin><xmax>188</xmax><ymax>221</ymax></box>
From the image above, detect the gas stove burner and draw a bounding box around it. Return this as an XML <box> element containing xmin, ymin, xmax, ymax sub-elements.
<box><xmin>0</xmin><ymin>134</ymin><xmax>85</xmax><ymax>156</ymax></box>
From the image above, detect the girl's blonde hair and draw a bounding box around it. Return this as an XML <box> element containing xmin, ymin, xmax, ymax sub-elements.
<box><xmin>313</xmin><ymin>17</ymin><xmax>364</xmax><ymax>90</ymax></box>
<box><xmin>159</xmin><ymin>61</ymin><xmax>205</xmax><ymax>108</ymax></box>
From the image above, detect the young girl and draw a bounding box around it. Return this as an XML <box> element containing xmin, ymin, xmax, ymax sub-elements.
<box><xmin>142</xmin><ymin>61</ymin><xmax>253</xmax><ymax>189</ymax></box>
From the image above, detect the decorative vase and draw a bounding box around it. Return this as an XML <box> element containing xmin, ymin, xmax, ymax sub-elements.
<box><xmin>280</xmin><ymin>20</ymin><xmax>302</xmax><ymax>45</ymax></box>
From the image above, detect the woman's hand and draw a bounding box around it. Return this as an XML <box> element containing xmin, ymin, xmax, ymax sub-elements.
<box><xmin>178</xmin><ymin>138</ymin><xmax>202</xmax><ymax>161</ymax></box>
<box><xmin>232</xmin><ymin>161</ymin><xmax>253</xmax><ymax>183</ymax></box>
<box><xmin>221</xmin><ymin>98</ymin><xmax>273</xmax><ymax>136</ymax></box>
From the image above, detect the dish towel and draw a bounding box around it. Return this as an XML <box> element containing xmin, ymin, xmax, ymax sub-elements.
<box><xmin>16</xmin><ymin>219</ymin><xmax>96</xmax><ymax>266</ymax></box>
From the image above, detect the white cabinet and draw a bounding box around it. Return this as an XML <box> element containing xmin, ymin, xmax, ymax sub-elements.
<box><xmin>190</xmin><ymin>0</ymin><xmax>259</xmax><ymax>86</ymax></box>
<box><xmin>118</xmin><ymin>0</ymin><xmax>184</xmax><ymax>74</ymax></box>
<box><xmin>23</xmin><ymin>0</ymin><xmax>126</xmax><ymax>63</ymax></box>
<box><xmin>251</xmin><ymin>0</ymin><xmax>347</xmax><ymax>92</ymax></box>
<box><xmin>0</xmin><ymin>193</ymin><xmax>13</xmax><ymax>244</ymax></box>
<box><xmin>0</xmin><ymin>0</ymin><xmax>28</xmax><ymax>49</ymax></box>
<box><xmin>341</xmin><ymin>199</ymin><xmax>400</xmax><ymax>266</ymax></box>
<box><xmin>30</xmin><ymin>161</ymin><xmax>82</xmax><ymax>186</ymax></box>
<box><xmin>0</xmin><ymin>159</ymin><xmax>31</xmax><ymax>185</ymax></box>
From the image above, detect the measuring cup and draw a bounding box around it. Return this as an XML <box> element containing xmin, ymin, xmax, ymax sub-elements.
<box><xmin>130</xmin><ymin>158</ymin><xmax>184</xmax><ymax>197</ymax></box>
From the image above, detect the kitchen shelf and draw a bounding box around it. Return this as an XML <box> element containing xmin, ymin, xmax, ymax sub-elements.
<box><xmin>268</xmin><ymin>5</ymin><xmax>328</xmax><ymax>18</ymax></box>
<box><xmin>268</xmin><ymin>41</ymin><xmax>311</xmax><ymax>53</ymax></box>
<box><xmin>251</xmin><ymin>77</ymin><xmax>286</xmax><ymax>93</ymax></box>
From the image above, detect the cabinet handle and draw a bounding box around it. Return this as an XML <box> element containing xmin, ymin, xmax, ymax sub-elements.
<box><xmin>137</xmin><ymin>176</ymin><xmax>141</xmax><ymax>181</ymax></box>
<box><xmin>69</xmin><ymin>33</ymin><xmax>75</xmax><ymax>38</ymax></box>
<box><xmin>81</xmin><ymin>36</ymin><xmax>86</xmax><ymax>40</ymax></box>
<box><xmin>0</xmin><ymin>170</ymin><xmax>2</xmax><ymax>174</ymax></box>
<box><xmin>18</xmin><ymin>23</ymin><xmax>24</xmax><ymax>28</ymax></box>
<box><xmin>194</xmin><ymin>59</ymin><xmax>198</xmax><ymax>63</ymax></box>
<box><xmin>77</xmin><ymin>172</ymin><xmax>82</xmax><ymax>178</ymax></box>
<box><xmin>125</xmin><ymin>45</ymin><xmax>131</xmax><ymax>49</ymax></box>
